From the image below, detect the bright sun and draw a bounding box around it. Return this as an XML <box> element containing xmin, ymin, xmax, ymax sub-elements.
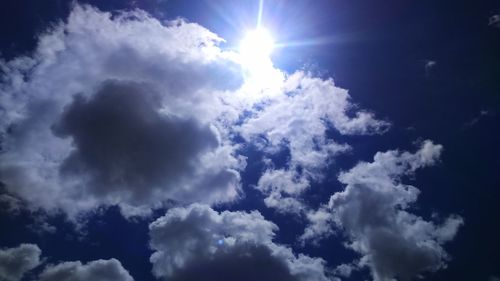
<box><xmin>239</xmin><ymin>27</ymin><xmax>274</xmax><ymax>64</ymax></box>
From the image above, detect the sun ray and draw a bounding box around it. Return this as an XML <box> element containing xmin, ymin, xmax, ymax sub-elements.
<box><xmin>257</xmin><ymin>0</ymin><xmax>264</xmax><ymax>28</ymax></box>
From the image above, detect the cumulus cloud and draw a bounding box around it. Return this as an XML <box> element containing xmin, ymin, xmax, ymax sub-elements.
<box><xmin>0</xmin><ymin>2</ymin><xmax>391</xmax><ymax>219</ymax></box>
<box><xmin>0</xmin><ymin>243</ymin><xmax>132</xmax><ymax>281</ymax></box>
<box><xmin>0</xmin><ymin>244</ymin><xmax>41</xmax><ymax>281</ymax></box>
<box><xmin>0</xmin><ymin>4</ymin><xmax>245</xmax><ymax>218</ymax></box>
<box><xmin>38</xmin><ymin>259</ymin><xmax>133</xmax><ymax>281</ymax></box>
<box><xmin>149</xmin><ymin>204</ymin><xmax>331</xmax><ymax>281</ymax></box>
<box><xmin>301</xmin><ymin>141</ymin><xmax>463</xmax><ymax>281</ymax></box>
<box><xmin>239</xmin><ymin>71</ymin><xmax>389</xmax><ymax>214</ymax></box>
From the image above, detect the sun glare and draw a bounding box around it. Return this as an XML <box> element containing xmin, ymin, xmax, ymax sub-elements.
<box><xmin>239</xmin><ymin>27</ymin><xmax>274</xmax><ymax>64</ymax></box>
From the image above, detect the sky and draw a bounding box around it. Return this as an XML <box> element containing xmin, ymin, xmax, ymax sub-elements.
<box><xmin>0</xmin><ymin>0</ymin><xmax>499</xmax><ymax>281</ymax></box>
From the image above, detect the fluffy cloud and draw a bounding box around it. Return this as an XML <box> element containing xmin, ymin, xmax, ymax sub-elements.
<box><xmin>0</xmin><ymin>3</ymin><xmax>391</xmax><ymax>219</ymax></box>
<box><xmin>0</xmin><ymin>4</ymin><xmax>245</xmax><ymax>218</ymax></box>
<box><xmin>0</xmin><ymin>244</ymin><xmax>132</xmax><ymax>281</ymax></box>
<box><xmin>0</xmin><ymin>244</ymin><xmax>41</xmax><ymax>281</ymax></box>
<box><xmin>39</xmin><ymin>259</ymin><xmax>133</xmax><ymax>281</ymax></box>
<box><xmin>149</xmin><ymin>204</ymin><xmax>331</xmax><ymax>281</ymax></box>
<box><xmin>301</xmin><ymin>141</ymin><xmax>463</xmax><ymax>281</ymax></box>
<box><xmin>239</xmin><ymin>71</ymin><xmax>389</xmax><ymax>214</ymax></box>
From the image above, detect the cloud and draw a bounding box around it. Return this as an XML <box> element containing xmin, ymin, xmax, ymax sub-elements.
<box><xmin>462</xmin><ymin>110</ymin><xmax>493</xmax><ymax>129</ymax></box>
<box><xmin>0</xmin><ymin>4</ymin><xmax>245</xmax><ymax>218</ymax></box>
<box><xmin>0</xmin><ymin>243</ymin><xmax>133</xmax><ymax>281</ymax></box>
<box><xmin>51</xmin><ymin>80</ymin><xmax>238</xmax><ymax>209</ymax></box>
<box><xmin>39</xmin><ymin>259</ymin><xmax>133</xmax><ymax>281</ymax></box>
<box><xmin>0</xmin><ymin>3</ymin><xmax>391</xmax><ymax>220</ymax></box>
<box><xmin>301</xmin><ymin>141</ymin><xmax>463</xmax><ymax>281</ymax></box>
<box><xmin>0</xmin><ymin>244</ymin><xmax>41</xmax><ymax>281</ymax></box>
<box><xmin>0</xmin><ymin>193</ymin><xmax>22</xmax><ymax>215</ymax></box>
<box><xmin>239</xmin><ymin>71</ymin><xmax>389</xmax><ymax>214</ymax></box>
<box><xmin>149</xmin><ymin>204</ymin><xmax>331</xmax><ymax>281</ymax></box>
<box><xmin>489</xmin><ymin>15</ymin><xmax>500</xmax><ymax>28</ymax></box>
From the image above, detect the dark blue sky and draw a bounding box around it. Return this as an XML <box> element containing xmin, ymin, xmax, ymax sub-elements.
<box><xmin>1</xmin><ymin>1</ymin><xmax>499</xmax><ymax>281</ymax></box>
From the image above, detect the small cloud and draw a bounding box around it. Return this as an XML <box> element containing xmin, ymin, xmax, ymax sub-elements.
<box><xmin>425</xmin><ymin>60</ymin><xmax>437</xmax><ymax>76</ymax></box>
<box><xmin>0</xmin><ymin>194</ymin><xmax>22</xmax><ymax>215</ymax></box>
<box><xmin>462</xmin><ymin>110</ymin><xmax>493</xmax><ymax>129</ymax></box>
<box><xmin>489</xmin><ymin>15</ymin><xmax>500</xmax><ymax>28</ymax></box>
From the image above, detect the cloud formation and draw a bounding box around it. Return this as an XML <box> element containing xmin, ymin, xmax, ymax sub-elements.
<box><xmin>149</xmin><ymin>204</ymin><xmax>331</xmax><ymax>281</ymax></box>
<box><xmin>0</xmin><ymin>3</ymin><xmax>465</xmax><ymax>281</ymax></box>
<box><xmin>39</xmin><ymin>259</ymin><xmax>133</xmax><ymax>281</ymax></box>
<box><xmin>301</xmin><ymin>141</ymin><xmax>463</xmax><ymax>281</ymax></box>
<box><xmin>0</xmin><ymin>3</ymin><xmax>391</xmax><ymax>220</ymax></box>
<box><xmin>239</xmin><ymin>71</ymin><xmax>389</xmax><ymax>214</ymax></box>
<box><xmin>0</xmin><ymin>244</ymin><xmax>41</xmax><ymax>281</ymax></box>
<box><xmin>0</xmin><ymin>4</ymin><xmax>245</xmax><ymax>217</ymax></box>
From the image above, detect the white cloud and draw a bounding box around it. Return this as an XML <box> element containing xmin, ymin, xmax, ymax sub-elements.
<box><xmin>0</xmin><ymin>244</ymin><xmax>41</xmax><ymax>281</ymax></box>
<box><xmin>0</xmin><ymin>3</ymin><xmax>391</xmax><ymax>220</ymax></box>
<box><xmin>301</xmin><ymin>140</ymin><xmax>463</xmax><ymax>281</ymax></box>
<box><xmin>0</xmin><ymin>244</ymin><xmax>133</xmax><ymax>281</ymax></box>
<box><xmin>39</xmin><ymin>259</ymin><xmax>133</xmax><ymax>281</ymax></box>
<box><xmin>239</xmin><ymin>71</ymin><xmax>389</xmax><ymax>214</ymax></box>
<box><xmin>149</xmin><ymin>204</ymin><xmax>331</xmax><ymax>281</ymax></box>
<box><xmin>0</xmin><ymin>4</ymin><xmax>245</xmax><ymax>218</ymax></box>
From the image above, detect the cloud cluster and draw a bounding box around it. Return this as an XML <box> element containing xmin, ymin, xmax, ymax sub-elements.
<box><xmin>239</xmin><ymin>71</ymin><xmax>390</xmax><ymax>214</ymax></box>
<box><xmin>0</xmin><ymin>4</ymin><xmax>463</xmax><ymax>281</ymax></box>
<box><xmin>0</xmin><ymin>4</ymin><xmax>245</xmax><ymax>218</ymax></box>
<box><xmin>0</xmin><ymin>244</ymin><xmax>41</xmax><ymax>281</ymax></box>
<box><xmin>0</xmin><ymin>3</ymin><xmax>392</xmax><ymax>220</ymax></box>
<box><xmin>149</xmin><ymin>204</ymin><xmax>331</xmax><ymax>281</ymax></box>
<box><xmin>301</xmin><ymin>141</ymin><xmax>464</xmax><ymax>281</ymax></box>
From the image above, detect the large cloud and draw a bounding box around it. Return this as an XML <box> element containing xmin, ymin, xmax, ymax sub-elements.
<box><xmin>0</xmin><ymin>4</ymin><xmax>245</xmax><ymax>217</ymax></box>
<box><xmin>0</xmin><ymin>244</ymin><xmax>41</xmax><ymax>281</ymax></box>
<box><xmin>149</xmin><ymin>204</ymin><xmax>331</xmax><ymax>281</ymax></box>
<box><xmin>300</xmin><ymin>141</ymin><xmax>463</xmax><ymax>281</ymax></box>
<box><xmin>39</xmin><ymin>259</ymin><xmax>133</xmax><ymax>281</ymax></box>
<box><xmin>0</xmin><ymin>3</ymin><xmax>391</xmax><ymax>219</ymax></box>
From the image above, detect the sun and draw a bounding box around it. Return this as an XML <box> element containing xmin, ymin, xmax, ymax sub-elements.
<box><xmin>239</xmin><ymin>27</ymin><xmax>275</xmax><ymax>65</ymax></box>
<box><xmin>237</xmin><ymin>27</ymin><xmax>282</xmax><ymax>93</ymax></box>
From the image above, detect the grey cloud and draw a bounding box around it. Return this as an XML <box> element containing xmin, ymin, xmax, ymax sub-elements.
<box><xmin>39</xmin><ymin>259</ymin><xmax>133</xmax><ymax>281</ymax></box>
<box><xmin>301</xmin><ymin>141</ymin><xmax>463</xmax><ymax>281</ymax></box>
<box><xmin>149</xmin><ymin>204</ymin><xmax>330</xmax><ymax>281</ymax></box>
<box><xmin>163</xmin><ymin>243</ymin><xmax>301</xmax><ymax>281</ymax></box>
<box><xmin>0</xmin><ymin>244</ymin><xmax>41</xmax><ymax>281</ymax></box>
<box><xmin>489</xmin><ymin>15</ymin><xmax>500</xmax><ymax>28</ymax></box>
<box><xmin>52</xmin><ymin>80</ymin><xmax>218</xmax><ymax>204</ymax></box>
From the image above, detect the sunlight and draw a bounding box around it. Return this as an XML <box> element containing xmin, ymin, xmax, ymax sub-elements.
<box><xmin>239</xmin><ymin>27</ymin><xmax>274</xmax><ymax>68</ymax></box>
<box><xmin>237</xmin><ymin>27</ymin><xmax>282</xmax><ymax>96</ymax></box>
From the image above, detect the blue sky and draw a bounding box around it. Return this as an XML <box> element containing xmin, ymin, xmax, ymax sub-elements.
<box><xmin>0</xmin><ymin>1</ymin><xmax>499</xmax><ymax>281</ymax></box>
